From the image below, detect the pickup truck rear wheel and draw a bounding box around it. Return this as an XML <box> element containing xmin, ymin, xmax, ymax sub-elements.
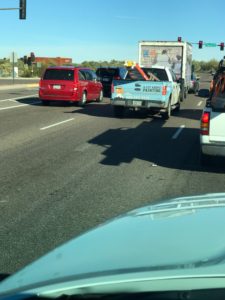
<box><xmin>113</xmin><ymin>106</ymin><xmax>125</xmax><ymax>118</ymax></box>
<box><xmin>174</xmin><ymin>99</ymin><xmax>181</xmax><ymax>112</ymax></box>
<box><xmin>161</xmin><ymin>100</ymin><xmax>171</xmax><ymax>120</ymax></box>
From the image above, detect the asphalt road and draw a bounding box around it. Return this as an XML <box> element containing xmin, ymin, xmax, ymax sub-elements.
<box><xmin>1</xmin><ymin>73</ymin><xmax>225</xmax><ymax>275</ymax></box>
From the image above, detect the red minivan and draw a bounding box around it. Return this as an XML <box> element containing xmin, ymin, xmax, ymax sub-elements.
<box><xmin>39</xmin><ymin>66</ymin><xmax>103</xmax><ymax>106</ymax></box>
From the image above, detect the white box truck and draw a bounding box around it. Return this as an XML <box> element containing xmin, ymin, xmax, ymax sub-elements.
<box><xmin>138</xmin><ymin>41</ymin><xmax>192</xmax><ymax>101</ymax></box>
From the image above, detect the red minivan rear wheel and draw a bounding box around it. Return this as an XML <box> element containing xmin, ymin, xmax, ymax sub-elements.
<box><xmin>96</xmin><ymin>90</ymin><xmax>103</xmax><ymax>103</ymax></box>
<box><xmin>78</xmin><ymin>92</ymin><xmax>87</xmax><ymax>107</ymax></box>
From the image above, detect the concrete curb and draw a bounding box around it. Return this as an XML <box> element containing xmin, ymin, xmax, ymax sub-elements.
<box><xmin>0</xmin><ymin>83</ymin><xmax>39</xmax><ymax>91</ymax></box>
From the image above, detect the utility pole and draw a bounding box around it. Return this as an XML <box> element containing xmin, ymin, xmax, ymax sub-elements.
<box><xmin>12</xmin><ymin>52</ymin><xmax>15</xmax><ymax>84</ymax></box>
<box><xmin>10</xmin><ymin>52</ymin><xmax>18</xmax><ymax>84</ymax></box>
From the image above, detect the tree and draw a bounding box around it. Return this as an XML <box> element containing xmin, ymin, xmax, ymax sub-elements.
<box><xmin>192</xmin><ymin>59</ymin><xmax>219</xmax><ymax>73</ymax></box>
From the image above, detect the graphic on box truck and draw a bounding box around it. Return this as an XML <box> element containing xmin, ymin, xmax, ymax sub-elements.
<box><xmin>140</xmin><ymin>43</ymin><xmax>192</xmax><ymax>82</ymax></box>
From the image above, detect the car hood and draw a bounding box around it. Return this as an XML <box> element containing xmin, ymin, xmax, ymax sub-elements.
<box><xmin>2</xmin><ymin>193</ymin><xmax>225</xmax><ymax>297</ymax></box>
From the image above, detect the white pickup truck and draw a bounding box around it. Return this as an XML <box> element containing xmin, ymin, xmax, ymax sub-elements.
<box><xmin>200</xmin><ymin>75</ymin><xmax>225</xmax><ymax>164</ymax></box>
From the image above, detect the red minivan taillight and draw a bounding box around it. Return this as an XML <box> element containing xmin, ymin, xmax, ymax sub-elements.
<box><xmin>200</xmin><ymin>111</ymin><xmax>210</xmax><ymax>135</ymax></box>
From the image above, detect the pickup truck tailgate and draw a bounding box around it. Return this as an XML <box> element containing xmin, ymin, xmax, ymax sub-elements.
<box><xmin>112</xmin><ymin>80</ymin><xmax>171</xmax><ymax>101</ymax></box>
<box><xmin>210</xmin><ymin>111</ymin><xmax>225</xmax><ymax>142</ymax></box>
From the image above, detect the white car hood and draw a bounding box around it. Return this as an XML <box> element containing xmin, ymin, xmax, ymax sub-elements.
<box><xmin>1</xmin><ymin>193</ymin><xmax>225</xmax><ymax>297</ymax></box>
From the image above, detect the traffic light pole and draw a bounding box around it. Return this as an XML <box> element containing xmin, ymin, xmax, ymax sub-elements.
<box><xmin>0</xmin><ymin>0</ymin><xmax>26</xmax><ymax>19</ymax></box>
<box><xmin>0</xmin><ymin>8</ymin><xmax>19</xmax><ymax>10</ymax></box>
<box><xmin>12</xmin><ymin>52</ymin><xmax>15</xmax><ymax>84</ymax></box>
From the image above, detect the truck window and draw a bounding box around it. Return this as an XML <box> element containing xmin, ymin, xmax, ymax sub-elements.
<box><xmin>143</xmin><ymin>68</ymin><xmax>169</xmax><ymax>81</ymax></box>
<box><xmin>125</xmin><ymin>68</ymin><xmax>146</xmax><ymax>81</ymax></box>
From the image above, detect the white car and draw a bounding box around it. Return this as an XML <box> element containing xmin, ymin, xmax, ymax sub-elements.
<box><xmin>2</xmin><ymin>193</ymin><xmax>225</xmax><ymax>299</ymax></box>
<box><xmin>200</xmin><ymin>76</ymin><xmax>225</xmax><ymax>164</ymax></box>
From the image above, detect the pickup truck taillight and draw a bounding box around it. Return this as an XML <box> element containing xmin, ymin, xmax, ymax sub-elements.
<box><xmin>200</xmin><ymin>111</ymin><xmax>210</xmax><ymax>135</ymax></box>
<box><xmin>162</xmin><ymin>86</ymin><xmax>167</xmax><ymax>95</ymax></box>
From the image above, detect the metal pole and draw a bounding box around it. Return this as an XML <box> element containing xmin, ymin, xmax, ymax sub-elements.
<box><xmin>12</xmin><ymin>52</ymin><xmax>15</xmax><ymax>84</ymax></box>
<box><xmin>0</xmin><ymin>8</ymin><xmax>19</xmax><ymax>10</ymax></box>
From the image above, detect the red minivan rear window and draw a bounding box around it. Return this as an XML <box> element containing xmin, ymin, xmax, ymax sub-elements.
<box><xmin>43</xmin><ymin>69</ymin><xmax>74</xmax><ymax>81</ymax></box>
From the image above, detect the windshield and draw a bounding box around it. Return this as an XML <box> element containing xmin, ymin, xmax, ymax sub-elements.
<box><xmin>43</xmin><ymin>69</ymin><xmax>74</xmax><ymax>80</ymax></box>
<box><xmin>1</xmin><ymin>0</ymin><xmax>225</xmax><ymax>299</ymax></box>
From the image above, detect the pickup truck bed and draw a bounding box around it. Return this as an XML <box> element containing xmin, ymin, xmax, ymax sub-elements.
<box><xmin>200</xmin><ymin>102</ymin><xmax>225</xmax><ymax>164</ymax></box>
<box><xmin>111</xmin><ymin>66</ymin><xmax>181</xmax><ymax>119</ymax></box>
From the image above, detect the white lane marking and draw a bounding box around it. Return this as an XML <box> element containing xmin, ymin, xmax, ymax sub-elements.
<box><xmin>0</xmin><ymin>101</ymin><xmax>41</xmax><ymax>111</ymax></box>
<box><xmin>40</xmin><ymin>118</ymin><xmax>74</xmax><ymax>130</ymax></box>
<box><xmin>197</xmin><ymin>100</ymin><xmax>203</xmax><ymax>107</ymax></box>
<box><xmin>172</xmin><ymin>125</ymin><xmax>185</xmax><ymax>140</ymax></box>
<box><xmin>0</xmin><ymin>104</ymin><xmax>29</xmax><ymax>110</ymax></box>
<box><xmin>0</xmin><ymin>94</ymin><xmax>38</xmax><ymax>102</ymax></box>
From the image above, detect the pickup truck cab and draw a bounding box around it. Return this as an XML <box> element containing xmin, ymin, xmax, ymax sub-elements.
<box><xmin>111</xmin><ymin>65</ymin><xmax>181</xmax><ymax>119</ymax></box>
<box><xmin>200</xmin><ymin>74</ymin><xmax>225</xmax><ymax>164</ymax></box>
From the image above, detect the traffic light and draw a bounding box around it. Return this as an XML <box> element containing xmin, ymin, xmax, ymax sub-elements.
<box><xmin>220</xmin><ymin>43</ymin><xmax>224</xmax><ymax>51</ymax></box>
<box><xmin>23</xmin><ymin>55</ymin><xmax>28</xmax><ymax>64</ymax></box>
<box><xmin>27</xmin><ymin>57</ymin><xmax>32</xmax><ymax>66</ymax></box>
<box><xmin>177</xmin><ymin>37</ymin><xmax>182</xmax><ymax>42</ymax></box>
<box><xmin>198</xmin><ymin>41</ymin><xmax>203</xmax><ymax>49</ymax></box>
<box><xmin>19</xmin><ymin>0</ymin><xmax>26</xmax><ymax>19</ymax></box>
<box><xmin>30</xmin><ymin>52</ymin><xmax>35</xmax><ymax>62</ymax></box>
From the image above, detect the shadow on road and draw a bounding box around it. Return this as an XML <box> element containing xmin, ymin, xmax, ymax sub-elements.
<box><xmin>15</xmin><ymin>97</ymin><xmax>40</xmax><ymax>104</ymax></box>
<box><xmin>16</xmin><ymin>98</ymin><xmax>75</xmax><ymax>107</ymax></box>
<box><xmin>14</xmin><ymin>97</ymin><xmax>225</xmax><ymax>173</ymax></box>
<box><xmin>173</xmin><ymin>108</ymin><xmax>202</xmax><ymax>121</ymax></box>
<box><xmin>88</xmin><ymin>120</ymin><xmax>225</xmax><ymax>173</ymax></box>
<box><xmin>66</xmin><ymin>101</ymin><xmax>204</xmax><ymax>122</ymax></box>
<box><xmin>15</xmin><ymin>97</ymin><xmax>204</xmax><ymax>122</ymax></box>
<box><xmin>197</xmin><ymin>89</ymin><xmax>210</xmax><ymax>98</ymax></box>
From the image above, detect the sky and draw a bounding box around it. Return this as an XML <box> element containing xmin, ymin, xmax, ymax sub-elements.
<box><xmin>0</xmin><ymin>0</ymin><xmax>225</xmax><ymax>63</ymax></box>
